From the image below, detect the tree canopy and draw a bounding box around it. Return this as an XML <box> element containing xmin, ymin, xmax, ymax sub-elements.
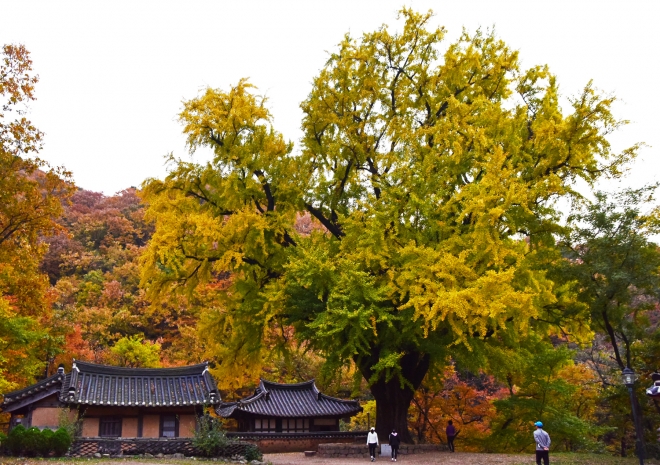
<box><xmin>140</xmin><ymin>9</ymin><xmax>637</xmax><ymax>441</ymax></box>
<box><xmin>561</xmin><ymin>187</ymin><xmax>660</xmax><ymax>371</ymax></box>
<box><xmin>0</xmin><ymin>17</ymin><xmax>656</xmax><ymax>457</ymax></box>
<box><xmin>0</xmin><ymin>44</ymin><xmax>73</xmax><ymax>391</ymax></box>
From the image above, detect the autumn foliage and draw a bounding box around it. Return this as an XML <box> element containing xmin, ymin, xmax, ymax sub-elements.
<box><xmin>410</xmin><ymin>366</ymin><xmax>500</xmax><ymax>449</ymax></box>
<box><xmin>1</xmin><ymin>10</ymin><xmax>660</xmax><ymax>458</ymax></box>
<box><xmin>0</xmin><ymin>44</ymin><xmax>74</xmax><ymax>392</ymax></box>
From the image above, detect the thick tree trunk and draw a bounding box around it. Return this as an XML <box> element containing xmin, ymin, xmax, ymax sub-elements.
<box><xmin>371</xmin><ymin>376</ymin><xmax>417</xmax><ymax>444</ymax></box>
<box><xmin>355</xmin><ymin>349</ymin><xmax>431</xmax><ymax>444</ymax></box>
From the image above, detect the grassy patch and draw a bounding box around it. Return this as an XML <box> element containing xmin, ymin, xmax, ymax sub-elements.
<box><xmin>0</xmin><ymin>459</ymin><xmax>230</xmax><ymax>465</ymax></box>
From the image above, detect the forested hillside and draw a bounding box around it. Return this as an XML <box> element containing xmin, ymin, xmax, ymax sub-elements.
<box><xmin>3</xmin><ymin>9</ymin><xmax>660</xmax><ymax>456</ymax></box>
<box><xmin>40</xmin><ymin>189</ymin><xmax>342</xmax><ymax>392</ymax></box>
<box><xmin>43</xmin><ymin>188</ymin><xmax>191</xmax><ymax>367</ymax></box>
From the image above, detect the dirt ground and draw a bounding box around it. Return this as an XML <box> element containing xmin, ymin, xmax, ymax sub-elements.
<box><xmin>266</xmin><ymin>452</ymin><xmax>522</xmax><ymax>465</ymax></box>
<box><xmin>264</xmin><ymin>451</ymin><xmax>659</xmax><ymax>465</ymax></box>
<box><xmin>0</xmin><ymin>453</ymin><xmax>657</xmax><ymax>465</ymax></box>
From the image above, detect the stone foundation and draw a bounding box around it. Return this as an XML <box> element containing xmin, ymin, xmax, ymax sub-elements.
<box><xmin>226</xmin><ymin>432</ymin><xmax>367</xmax><ymax>454</ymax></box>
<box><xmin>317</xmin><ymin>443</ymin><xmax>447</xmax><ymax>458</ymax></box>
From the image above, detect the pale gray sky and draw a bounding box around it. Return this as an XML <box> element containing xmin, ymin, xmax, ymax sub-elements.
<box><xmin>2</xmin><ymin>1</ymin><xmax>658</xmax><ymax>195</ymax></box>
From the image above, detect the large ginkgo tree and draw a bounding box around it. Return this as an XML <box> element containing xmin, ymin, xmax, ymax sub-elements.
<box><xmin>141</xmin><ymin>10</ymin><xmax>635</xmax><ymax>441</ymax></box>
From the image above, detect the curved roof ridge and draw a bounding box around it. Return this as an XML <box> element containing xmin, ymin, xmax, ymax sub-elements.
<box><xmin>216</xmin><ymin>379</ymin><xmax>362</xmax><ymax>419</ymax></box>
<box><xmin>2</xmin><ymin>372</ymin><xmax>64</xmax><ymax>402</ymax></box>
<box><xmin>74</xmin><ymin>360</ymin><xmax>209</xmax><ymax>376</ymax></box>
<box><xmin>238</xmin><ymin>389</ymin><xmax>267</xmax><ymax>405</ymax></box>
<box><xmin>318</xmin><ymin>392</ymin><xmax>361</xmax><ymax>405</ymax></box>
<box><xmin>260</xmin><ymin>378</ymin><xmax>316</xmax><ymax>389</ymax></box>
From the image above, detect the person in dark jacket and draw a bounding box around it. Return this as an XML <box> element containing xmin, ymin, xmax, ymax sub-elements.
<box><xmin>388</xmin><ymin>429</ymin><xmax>401</xmax><ymax>461</ymax></box>
<box><xmin>446</xmin><ymin>420</ymin><xmax>456</xmax><ymax>452</ymax></box>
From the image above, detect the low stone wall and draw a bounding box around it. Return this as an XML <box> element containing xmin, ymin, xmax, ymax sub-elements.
<box><xmin>318</xmin><ymin>442</ymin><xmax>447</xmax><ymax>458</ymax></box>
<box><xmin>69</xmin><ymin>432</ymin><xmax>369</xmax><ymax>456</ymax></box>
<box><xmin>251</xmin><ymin>435</ymin><xmax>357</xmax><ymax>454</ymax></box>
<box><xmin>227</xmin><ymin>432</ymin><xmax>367</xmax><ymax>454</ymax></box>
<box><xmin>68</xmin><ymin>437</ymin><xmax>256</xmax><ymax>458</ymax></box>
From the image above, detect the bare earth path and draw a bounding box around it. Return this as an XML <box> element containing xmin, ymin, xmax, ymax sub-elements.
<box><xmin>265</xmin><ymin>451</ymin><xmax>659</xmax><ymax>465</ymax></box>
<box><xmin>266</xmin><ymin>452</ymin><xmax>525</xmax><ymax>465</ymax></box>
<box><xmin>1</xmin><ymin>453</ymin><xmax>658</xmax><ymax>465</ymax></box>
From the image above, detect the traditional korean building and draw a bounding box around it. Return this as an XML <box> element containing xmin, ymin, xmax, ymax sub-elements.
<box><xmin>217</xmin><ymin>379</ymin><xmax>362</xmax><ymax>433</ymax></box>
<box><xmin>1</xmin><ymin>360</ymin><xmax>220</xmax><ymax>439</ymax></box>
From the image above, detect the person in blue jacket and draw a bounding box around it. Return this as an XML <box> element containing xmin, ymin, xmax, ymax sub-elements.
<box><xmin>533</xmin><ymin>421</ymin><xmax>551</xmax><ymax>465</ymax></box>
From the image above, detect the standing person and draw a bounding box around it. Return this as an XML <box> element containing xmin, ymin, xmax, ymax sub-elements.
<box><xmin>446</xmin><ymin>420</ymin><xmax>456</xmax><ymax>452</ymax></box>
<box><xmin>367</xmin><ymin>427</ymin><xmax>379</xmax><ymax>462</ymax></box>
<box><xmin>388</xmin><ymin>429</ymin><xmax>400</xmax><ymax>462</ymax></box>
<box><xmin>533</xmin><ymin>421</ymin><xmax>551</xmax><ymax>465</ymax></box>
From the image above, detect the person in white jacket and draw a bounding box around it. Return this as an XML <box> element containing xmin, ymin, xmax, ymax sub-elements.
<box><xmin>367</xmin><ymin>427</ymin><xmax>379</xmax><ymax>461</ymax></box>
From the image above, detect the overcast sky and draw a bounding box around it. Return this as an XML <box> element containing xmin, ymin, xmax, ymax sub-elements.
<box><xmin>2</xmin><ymin>1</ymin><xmax>658</xmax><ymax>197</ymax></box>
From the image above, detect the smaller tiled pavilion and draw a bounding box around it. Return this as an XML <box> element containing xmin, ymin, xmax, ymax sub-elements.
<box><xmin>1</xmin><ymin>360</ymin><xmax>220</xmax><ymax>438</ymax></box>
<box><xmin>217</xmin><ymin>379</ymin><xmax>362</xmax><ymax>432</ymax></box>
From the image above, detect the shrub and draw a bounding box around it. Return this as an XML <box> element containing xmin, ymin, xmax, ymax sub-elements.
<box><xmin>0</xmin><ymin>432</ymin><xmax>7</xmax><ymax>455</ymax></box>
<box><xmin>57</xmin><ymin>407</ymin><xmax>80</xmax><ymax>439</ymax></box>
<box><xmin>192</xmin><ymin>415</ymin><xmax>228</xmax><ymax>457</ymax></box>
<box><xmin>52</xmin><ymin>428</ymin><xmax>71</xmax><ymax>457</ymax></box>
<box><xmin>39</xmin><ymin>428</ymin><xmax>55</xmax><ymax>457</ymax></box>
<box><xmin>6</xmin><ymin>424</ymin><xmax>26</xmax><ymax>456</ymax></box>
<box><xmin>243</xmin><ymin>444</ymin><xmax>262</xmax><ymax>462</ymax></box>
<box><xmin>22</xmin><ymin>427</ymin><xmax>41</xmax><ymax>457</ymax></box>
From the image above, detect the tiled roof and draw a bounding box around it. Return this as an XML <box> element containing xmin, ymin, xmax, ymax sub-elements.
<box><xmin>1</xmin><ymin>373</ymin><xmax>65</xmax><ymax>409</ymax></box>
<box><xmin>1</xmin><ymin>360</ymin><xmax>220</xmax><ymax>411</ymax></box>
<box><xmin>64</xmin><ymin>360</ymin><xmax>220</xmax><ymax>407</ymax></box>
<box><xmin>217</xmin><ymin>379</ymin><xmax>361</xmax><ymax>418</ymax></box>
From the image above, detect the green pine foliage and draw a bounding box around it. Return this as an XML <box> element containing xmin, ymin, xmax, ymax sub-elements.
<box><xmin>22</xmin><ymin>427</ymin><xmax>41</xmax><ymax>457</ymax></box>
<box><xmin>5</xmin><ymin>424</ymin><xmax>25</xmax><ymax>456</ymax></box>
<box><xmin>52</xmin><ymin>428</ymin><xmax>72</xmax><ymax>457</ymax></box>
<box><xmin>38</xmin><ymin>428</ymin><xmax>55</xmax><ymax>457</ymax></box>
<box><xmin>1</xmin><ymin>425</ymin><xmax>71</xmax><ymax>457</ymax></box>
